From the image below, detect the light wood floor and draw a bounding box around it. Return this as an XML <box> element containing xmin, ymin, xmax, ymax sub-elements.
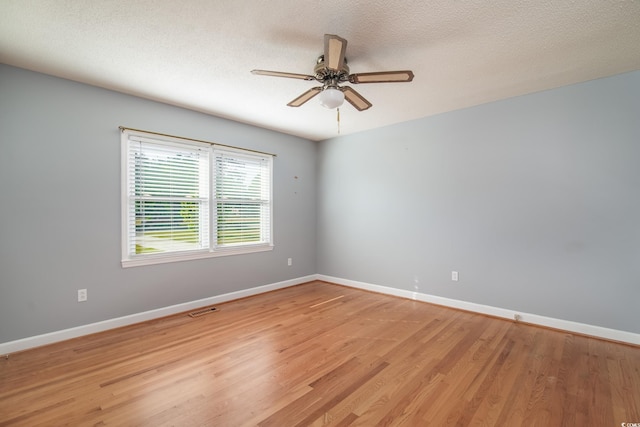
<box><xmin>1</xmin><ymin>281</ymin><xmax>638</xmax><ymax>426</ymax></box>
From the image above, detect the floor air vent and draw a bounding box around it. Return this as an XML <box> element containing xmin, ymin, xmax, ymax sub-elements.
<box><xmin>188</xmin><ymin>306</ymin><xmax>218</xmax><ymax>318</ymax></box>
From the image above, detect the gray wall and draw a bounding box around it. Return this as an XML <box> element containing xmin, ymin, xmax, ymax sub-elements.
<box><xmin>0</xmin><ymin>64</ymin><xmax>317</xmax><ymax>342</ymax></box>
<box><xmin>2</xmin><ymin>64</ymin><xmax>639</xmax><ymax>343</ymax></box>
<box><xmin>317</xmin><ymin>71</ymin><xmax>640</xmax><ymax>333</ymax></box>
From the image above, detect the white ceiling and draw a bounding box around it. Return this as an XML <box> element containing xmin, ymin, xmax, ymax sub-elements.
<box><xmin>1</xmin><ymin>1</ymin><xmax>639</xmax><ymax>141</ymax></box>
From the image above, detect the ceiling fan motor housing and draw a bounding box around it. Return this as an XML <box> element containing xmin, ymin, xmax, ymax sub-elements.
<box><xmin>314</xmin><ymin>55</ymin><xmax>350</xmax><ymax>87</ymax></box>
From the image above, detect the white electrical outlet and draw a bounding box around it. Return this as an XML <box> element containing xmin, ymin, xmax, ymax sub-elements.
<box><xmin>287</xmin><ymin>258</ymin><xmax>292</xmax><ymax>266</ymax></box>
<box><xmin>451</xmin><ymin>271</ymin><xmax>459</xmax><ymax>281</ymax></box>
<box><xmin>78</xmin><ymin>289</ymin><xmax>87</xmax><ymax>302</ymax></box>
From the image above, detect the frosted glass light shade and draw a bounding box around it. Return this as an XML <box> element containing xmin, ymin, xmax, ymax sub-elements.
<box><xmin>318</xmin><ymin>87</ymin><xmax>345</xmax><ymax>109</ymax></box>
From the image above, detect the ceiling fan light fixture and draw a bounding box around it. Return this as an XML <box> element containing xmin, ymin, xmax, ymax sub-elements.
<box><xmin>318</xmin><ymin>87</ymin><xmax>344</xmax><ymax>109</ymax></box>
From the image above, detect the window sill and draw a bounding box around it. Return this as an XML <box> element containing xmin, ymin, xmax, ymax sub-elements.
<box><xmin>121</xmin><ymin>244</ymin><xmax>274</xmax><ymax>268</ymax></box>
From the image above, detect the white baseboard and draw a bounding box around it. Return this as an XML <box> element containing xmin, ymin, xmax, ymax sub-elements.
<box><xmin>4</xmin><ymin>273</ymin><xmax>638</xmax><ymax>355</ymax></box>
<box><xmin>318</xmin><ymin>274</ymin><xmax>640</xmax><ymax>346</ymax></box>
<box><xmin>0</xmin><ymin>275</ymin><xmax>317</xmax><ymax>356</ymax></box>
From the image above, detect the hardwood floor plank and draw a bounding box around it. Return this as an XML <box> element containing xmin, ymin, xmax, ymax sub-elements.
<box><xmin>586</xmin><ymin>339</ymin><xmax>615</xmax><ymax>426</ymax></box>
<box><xmin>1</xmin><ymin>281</ymin><xmax>638</xmax><ymax>426</ymax></box>
<box><xmin>293</xmin><ymin>360</ymin><xmax>390</xmax><ymax>427</ymax></box>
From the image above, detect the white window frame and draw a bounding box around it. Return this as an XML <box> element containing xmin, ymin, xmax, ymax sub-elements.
<box><xmin>121</xmin><ymin>129</ymin><xmax>273</xmax><ymax>268</ymax></box>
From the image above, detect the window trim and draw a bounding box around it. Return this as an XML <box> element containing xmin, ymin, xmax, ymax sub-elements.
<box><xmin>121</xmin><ymin>129</ymin><xmax>274</xmax><ymax>268</ymax></box>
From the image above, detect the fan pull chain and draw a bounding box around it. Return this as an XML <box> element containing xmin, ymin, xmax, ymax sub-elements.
<box><xmin>337</xmin><ymin>108</ymin><xmax>340</xmax><ymax>134</ymax></box>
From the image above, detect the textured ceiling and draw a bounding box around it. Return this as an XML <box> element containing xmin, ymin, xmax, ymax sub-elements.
<box><xmin>1</xmin><ymin>1</ymin><xmax>639</xmax><ymax>141</ymax></box>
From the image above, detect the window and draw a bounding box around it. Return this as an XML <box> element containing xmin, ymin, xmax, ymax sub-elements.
<box><xmin>121</xmin><ymin>129</ymin><xmax>273</xmax><ymax>267</ymax></box>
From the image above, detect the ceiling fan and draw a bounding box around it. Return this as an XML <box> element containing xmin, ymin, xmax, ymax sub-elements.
<box><xmin>251</xmin><ymin>34</ymin><xmax>414</xmax><ymax>111</ymax></box>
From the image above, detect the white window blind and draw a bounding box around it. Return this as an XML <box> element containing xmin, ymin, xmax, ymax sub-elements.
<box><xmin>214</xmin><ymin>150</ymin><xmax>271</xmax><ymax>248</ymax></box>
<box><xmin>125</xmin><ymin>137</ymin><xmax>210</xmax><ymax>256</ymax></box>
<box><xmin>121</xmin><ymin>129</ymin><xmax>273</xmax><ymax>267</ymax></box>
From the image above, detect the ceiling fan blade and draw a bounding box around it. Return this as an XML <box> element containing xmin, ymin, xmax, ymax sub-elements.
<box><xmin>341</xmin><ymin>86</ymin><xmax>372</xmax><ymax>111</ymax></box>
<box><xmin>324</xmin><ymin>34</ymin><xmax>347</xmax><ymax>72</ymax></box>
<box><xmin>349</xmin><ymin>70</ymin><xmax>415</xmax><ymax>84</ymax></box>
<box><xmin>251</xmin><ymin>69</ymin><xmax>315</xmax><ymax>81</ymax></box>
<box><xmin>287</xmin><ymin>87</ymin><xmax>323</xmax><ymax>107</ymax></box>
